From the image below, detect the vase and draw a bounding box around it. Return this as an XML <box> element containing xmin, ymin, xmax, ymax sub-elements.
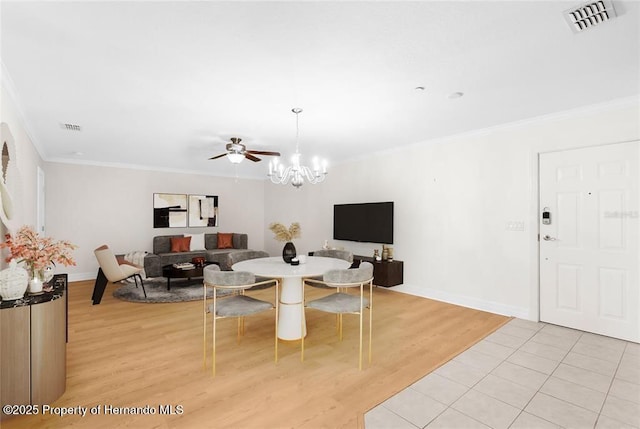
<box><xmin>28</xmin><ymin>276</ymin><xmax>43</xmax><ymax>294</ymax></box>
<box><xmin>282</xmin><ymin>241</ymin><xmax>296</xmax><ymax>263</ymax></box>
<box><xmin>0</xmin><ymin>259</ymin><xmax>29</xmax><ymax>300</ymax></box>
<box><xmin>27</xmin><ymin>266</ymin><xmax>52</xmax><ymax>294</ymax></box>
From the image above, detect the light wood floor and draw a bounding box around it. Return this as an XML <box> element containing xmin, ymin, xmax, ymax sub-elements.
<box><xmin>4</xmin><ymin>280</ymin><xmax>508</xmax><ymax>429</ymax></box>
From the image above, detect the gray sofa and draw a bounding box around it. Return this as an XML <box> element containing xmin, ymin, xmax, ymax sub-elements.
<box><xmin>144</xmin><ymin>233</ymin><xmax>250</xmax><ymax>277</ymax></box>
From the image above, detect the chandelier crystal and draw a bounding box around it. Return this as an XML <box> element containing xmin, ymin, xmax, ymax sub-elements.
<box><xmin>268</xmin><ymin>108</ymin><xmax>327</xmax><ymax>188</ymax></box>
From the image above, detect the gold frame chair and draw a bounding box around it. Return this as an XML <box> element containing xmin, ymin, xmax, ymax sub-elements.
<box><xmin>202</xmin><ymin>265</ymin><xmax>279</xmax><ymax>377</ymax></box>
<box><xmin>302</xmin><ymin>262</ymin><xmax>374</xmax><ymax>370</ymax></box>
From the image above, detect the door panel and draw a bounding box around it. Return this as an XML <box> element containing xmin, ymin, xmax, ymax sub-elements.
<box><xmin>557</xmin><ymin>264</ymin><xmax>581</xmax><ymax>311</ymax></box>
<box><xmin>598</xmin><ymin>268</ymin><xmax>626</xmax><ymax>319</ymax></box>
<box><xmin>539</xmin><ymin>141</ymin><xmax>639</xmax><ymax>342</ymax></box>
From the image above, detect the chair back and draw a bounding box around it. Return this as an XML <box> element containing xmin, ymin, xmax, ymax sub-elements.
<box><xmin>94</xmin><ymin>245</ymin><xmax>124</xmax><ymax>282</ymax></box>
<box><xmin>313</xmin><ymin>249</ymin><xmax>353</xmax><ymax>263</ymax></box>
<box><xmin>323</xmin><ymin>261</ymin><xmax>373</xmax><ymax>286</ymax></box>
<box><xmin>204</xmin><ymin>264</ymin><xmax>256</xmax><ymax>289</ymax></box>
<box><xmin>227</xmin><ymin>250</ymin><xmax>269</xmax><ymax>267</ymax></box>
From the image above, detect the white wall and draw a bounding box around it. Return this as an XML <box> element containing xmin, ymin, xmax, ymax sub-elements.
<box><xmin>265</xmin><ymin>98</ymin><xmax>640</xmax><ymax>320</ymax></box>
<box><xmin>45</xmin><ymin>163</ymin><xmax>265</xmax><ymax>280</ymax></box>
<box><xmin>0</xmin><ymin>82</ymin><xmax>44</xmax><ymax>269</ymax></box>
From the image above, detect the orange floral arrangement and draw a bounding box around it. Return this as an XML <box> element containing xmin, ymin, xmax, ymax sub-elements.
<box><xmin>1</xmin><ymin>225</ymin><xmax>77</xmax><ymax>274</ymax></box>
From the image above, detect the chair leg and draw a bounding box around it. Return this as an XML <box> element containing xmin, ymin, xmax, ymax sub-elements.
<box><xmin>301</xmin><ymin>281</ymin><xmax>305</xmax><ymax>362</ymax></box>
<box><xmin>275</xmin><ymin>281</ymin><xmax>279</xmax><ymax>364</ymax></box>
<box><xmin>359</xmin><ymin>309</ymin><xmax>363</xmax><ymax>371</ymax></box>
<box><xmin>236</xmin><ymin>317</ymin><xmax>242</xmax><ymax>343</ymax></box>
<box><xmin>359</xmin><ymin>283</ymin><xmax>364</xmax><ymax>371</ymax></box>
<box><xmin>213</xmin><ymin>292</ymin><xmax>217</xmax><ymax>377</ymax></box>
<box><xmin>369</xmin><ymin>283</ymin><xmax>373</xmax><ymax>365</ymax></box>
<box><xmin>138</xmin><ymin>275</ymin><xmax>147</xmax><ymax>298</ymax></box>
<box><xmin>203</xmin><ymin>284</ymin><xmax>207</xmax><ymax>370</ymax></box>
<box><xmin>92</xmin><ymin>268</ymin><xmax>109</xmax><ymax>305</ymax></box>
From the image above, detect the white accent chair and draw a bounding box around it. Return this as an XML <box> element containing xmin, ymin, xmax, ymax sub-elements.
<box><xmin>92</xmin><ymin>245</ymin><xmax>146</xmax><ymax>305</ymax></box>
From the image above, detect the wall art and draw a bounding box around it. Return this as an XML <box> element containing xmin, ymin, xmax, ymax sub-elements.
<box><xmin>188</xmin><ymin>195</ymin><xmax>218</xmax><ymax>227</ymax></box>
<box><xmin>153</xmin><ymin>193</ymin><xmax>187</xmax><ymax>228</ymax></box>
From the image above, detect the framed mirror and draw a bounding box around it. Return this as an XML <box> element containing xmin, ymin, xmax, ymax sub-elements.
<box><xmin>188</xmin><ymin>195</ymin><xmax>218</xmax><ymax>227</ymax></box>
<box><xmin>0</xmin><ymin>122</ymin><xmax>16</xmax><ymax>228</ymax></box>
<box><xmin>153</xmin><ymin>193</ymin><xmax>187</xmax><ymax>228</ymax></box>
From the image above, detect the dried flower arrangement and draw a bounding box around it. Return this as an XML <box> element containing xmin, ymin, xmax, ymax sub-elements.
<box><xmin>1</xmin><ymin>225</ymin><xmax>77</xmax><ymax>276</ymax></box>
<box><xmin>268</xmin><ymin>222</ymin><xmax>301</xmax><ymax>242</ymax></box>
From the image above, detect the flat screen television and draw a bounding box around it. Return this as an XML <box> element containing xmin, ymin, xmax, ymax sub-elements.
<box><xmin>333</xmin><ymin>202</ymin><xmax>394</xmax><ymax>244</ymax></box>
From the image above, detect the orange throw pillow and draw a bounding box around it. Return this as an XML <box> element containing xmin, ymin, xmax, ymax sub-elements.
<box><xmin>170</xmin><ymin>236</ymin><xmax>191</xmax><ymax>252</ymax></box>
<box><xmin>217</xmin><ymin>233</ymin><xmax>234</xmax><ymax>249</ymax></box>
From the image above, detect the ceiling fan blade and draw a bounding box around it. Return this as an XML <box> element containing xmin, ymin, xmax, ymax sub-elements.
<box><xmin>208</xmin><ymin>153</ymin><xmax>228</xmax><ymax>160</ymax></box>
<box><xmin>246</xmin><ymin>150</ymin><xmax>281</xmax><ymax>157</ymax></box>
<box><xmin>245</xmin><ymin>153</ymin><xmax>261</xmax><ymax>162</ymax></box>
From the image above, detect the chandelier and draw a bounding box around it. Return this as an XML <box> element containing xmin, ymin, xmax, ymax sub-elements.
<box><xmin>268</xmin><ymin>108</ymin><xmax>327</xmax><ymax>188</ymax></box>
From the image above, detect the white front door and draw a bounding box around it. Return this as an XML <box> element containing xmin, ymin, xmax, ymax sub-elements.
<box><xmin>539</xmin><ymin>141</ymin><xmax>639</xmax><ymax>342</ymax></box>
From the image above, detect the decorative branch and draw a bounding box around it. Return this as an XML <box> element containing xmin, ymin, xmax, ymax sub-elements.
<box><xmin>269</xmin><ymin>222</ymin><xmax>301</xmax><ymax>242</ymax></box>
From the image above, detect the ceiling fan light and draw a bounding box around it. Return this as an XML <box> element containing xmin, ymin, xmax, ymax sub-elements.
<box><xmin>228</xmin><ymin>153</ymin><xmax>244</xmax><ymax>164</ymax></box>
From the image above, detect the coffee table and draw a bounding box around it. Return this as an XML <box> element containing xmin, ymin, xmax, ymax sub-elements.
<box><xmin>162</xmin><ymin>264</ymin><xmax>206</xmax><ymax>290</ymax></box>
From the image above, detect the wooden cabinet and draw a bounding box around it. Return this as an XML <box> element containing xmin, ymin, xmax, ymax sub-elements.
<box><xmin>0</xmin><ymin>275</ymin><xmax>67</xmax><ymax>420</ymax></box>
<box><xmin>30</xmin><ymin>295</ymin><xmax>66</xmax><ymax>404</ymax></box>
<box><xmin>354</xmin><ymin>256</ymin><xmax>404</xmax><ymax>287</ymax></box>
<box><xmin>0</xmin><ymin>307</ymin><xmax>31</xmax><ymax>407</ymax></box>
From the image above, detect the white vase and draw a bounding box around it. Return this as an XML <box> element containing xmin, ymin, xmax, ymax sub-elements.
<box><xmin>28</xmin><ymin>276</ymin><xmax>43</xmax><ymax>294</ymax></box>
<box><xmin>0</xmin><ymin>259</ymin><xmax>29</xmax><ymax>300</ymax></box>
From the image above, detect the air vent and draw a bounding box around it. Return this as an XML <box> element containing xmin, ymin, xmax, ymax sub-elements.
<box><xmin>564</xmin><ymin>1</ymin><xmax>617</xmax><ymax>33</ymax></box>
<box><xmin>62</xmin><ymin>123</ymin><xmax>82</xmax><ymax>132</ymax></box>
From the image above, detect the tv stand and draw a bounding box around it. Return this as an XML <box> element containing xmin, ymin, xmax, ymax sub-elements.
<box><xmin>354</xmin><ymin>255</ymin><xmax>403</xmax><ymax>287</ymax></box>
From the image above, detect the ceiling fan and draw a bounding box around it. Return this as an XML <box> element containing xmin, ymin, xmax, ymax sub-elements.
<box><xmin>208</xmin><ymin>137</ymin><xmax>280</xmax><ymax>164</ymax></box>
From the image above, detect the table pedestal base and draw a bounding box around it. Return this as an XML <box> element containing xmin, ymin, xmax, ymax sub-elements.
<box><xmin>278</xmin><ymin>277</ymin><xmax>306</xmax><ymax>340</ymax></box>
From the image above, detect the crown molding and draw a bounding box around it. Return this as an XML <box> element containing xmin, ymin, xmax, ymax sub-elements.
<box><xmin>340</xmin><ymin>95</ymin><xmax>640</xmax><ymax>166</ymax></box>
<box><xmin>45</xmin><ymin>158</ymin><xmax>267</xmax><ymax>182</ymax></box>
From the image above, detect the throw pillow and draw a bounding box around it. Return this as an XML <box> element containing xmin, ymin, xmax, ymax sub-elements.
<box><xmin>186</xmin><ymin>233</ymin><xmax>205</xmax><ymax>251</ymax></box>
<box><xmin>170</xmin><ymin>236</ymin><xmax>191</xmax><ymax>252</ymax></box>
<box><xmin>217</xmin><ymin>233</ymin><xmax>234</xmax><ymax>249</ymax></box>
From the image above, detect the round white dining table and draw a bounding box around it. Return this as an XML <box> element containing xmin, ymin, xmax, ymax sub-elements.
<box><xmin>232</xmin><ymin>256</ymin><xmax>351</xmax><ymax>340</ymax></box>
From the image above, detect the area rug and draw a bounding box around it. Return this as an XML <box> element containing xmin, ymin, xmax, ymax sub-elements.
<box><xmin>113</xmin><ymin>277</ymin><xmax>223</xmax><ymax>303</ymax></box>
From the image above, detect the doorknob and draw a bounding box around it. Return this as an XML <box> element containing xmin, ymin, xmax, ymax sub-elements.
<box><xmin>543</xmin><ymin>235</ymin><xmax>558</xmax><ymax>241</ymax></box>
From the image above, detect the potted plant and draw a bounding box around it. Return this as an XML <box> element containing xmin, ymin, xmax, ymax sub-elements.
<box><xmin>0</xmin><ymin>225</ymin><xmax>77</xmax><ymax>294</ymax></box>
<box><xmin>269</xmin><ymin>222</ymin><xmax>301</xmax><ymax>263</ymax></box>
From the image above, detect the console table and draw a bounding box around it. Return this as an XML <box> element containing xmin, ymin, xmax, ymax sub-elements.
<box><xmin>354</xmin><ymin>255</ymin><xmax>404</xmax><ymax>287</ymax></box>
<box><xmin>0</xmin><ymin>274</ymin><xmax>67</xmax><ymax>419</ymax></box>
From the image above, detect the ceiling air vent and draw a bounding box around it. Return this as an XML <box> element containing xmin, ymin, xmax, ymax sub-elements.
<box><xmin>564</xmin><ymin>0</ymin><xmax>617</xmax><ymax>33</ymax></box>
<box><xmin>62</xmin><ymin>123</ymin><xmax>82</xmax><ymax>132</ymax></box>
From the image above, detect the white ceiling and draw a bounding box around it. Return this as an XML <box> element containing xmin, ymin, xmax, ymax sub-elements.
<box><xmin>1</xmin><ymin>1</ymin><xmax>639</xmax><ymax>179</ymax></box>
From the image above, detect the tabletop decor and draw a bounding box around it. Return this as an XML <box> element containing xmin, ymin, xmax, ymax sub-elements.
<box><xmin>0</xmin><ymin>225</ymin><xmax>77</xmax><ymax>293</ymax></box>
<box><xmin>269</xmin><ymin>222</ymin><xmax>301</xmax><ymax>263</ymax></box>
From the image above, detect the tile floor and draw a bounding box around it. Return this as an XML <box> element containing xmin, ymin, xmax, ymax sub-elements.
<box><xmin>365</xmin><ymin>319</ymin><xmax>640</xmax><ymax>429</ymax></box>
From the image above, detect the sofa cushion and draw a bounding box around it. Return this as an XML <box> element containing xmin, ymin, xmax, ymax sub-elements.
<box><xmin>217</xmin><ymin>233</ymin><xmax>234</xmax><ymax>249</ymax></box>
<box><xmin>204</xmin><ymin>233</ymin><xmax>217</xmax><ymax>250</ymax></box>
<box><xmin>170</xmin><ymin>236</ymin><xmax>191</xmax><ymax>252</ymax></box>
<box><xmin>153</xmin><ymin>235</ymin><xmax>184</xmax><ymax>254</ymax></box>
<box><xmin>186</xmin><ymin>233</ymin><xmax>205</xmax><ymax>251</ymax></box>
<box><xmin>232</xmin><ymin>233</ymin><xmax>246</xmax><ymax>249</ymax></box>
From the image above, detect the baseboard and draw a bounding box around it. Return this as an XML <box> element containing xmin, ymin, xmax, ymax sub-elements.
<box><xmin>68</xmin><ymin>272</ymin><xmax>97</xmax><ymax>282</ymax></box>
<box><xmin>388</xmin><ymin>284</ymin><xmax>531</xmax><ymax>320</ymax></box>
